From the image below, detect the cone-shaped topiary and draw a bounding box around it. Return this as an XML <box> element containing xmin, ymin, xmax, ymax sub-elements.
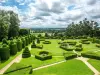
<box><xmin>0</xmin><ymin>44</ymin><xmax>10</xmax><ymax>60</ymax></box>
<box><xmin>22</xmin><ymin>46</ymin><xmax>31</xmax><ymax>58</ymax></box>
<box><xmin>2</xmin><ymin>38</ymin><xmax>8</xmax><ymax>45</ymax></box>
<box><xmin>9</xmin><ymin>40</ymin><xmax>18</xmax><ymax>55</ymax></box>
<box><xmin>16</xmin><ymin>39</ymin><xmax>22</xmax><ymax>51</ymax></box>
<box><xmin>31</xmin><ymin>40</ymin><xmax>36</xmax><ymax>48</ymax></box>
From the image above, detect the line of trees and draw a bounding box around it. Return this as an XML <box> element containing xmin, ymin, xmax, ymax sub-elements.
<box><xmin>66</xmin><ymin>18</ymin><xmax>99</xmax><ymax>37</ymax></box>
<box><xmin>0</xmin><ymin>10</ymin><xmax>20</xmax><ymax>41</ymax></box>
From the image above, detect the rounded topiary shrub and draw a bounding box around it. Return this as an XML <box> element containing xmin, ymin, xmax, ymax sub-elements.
<box><xmin>16</xmin><ymin>39</ymin><xmax>22</xmax><ymax>51</ymax></box>
<box><xmin>25</xmin><ymin>36</ymin><xmax>29</xmax><ymax>46</ymax></box>
<box><xmin>9</xmin><ymin>40</ymin><xmax>18</xmax><ymax>55</ymax></box>
<box><xmin>43</xmin><ymin>41</ymin><xmax>51</xmax><ymax>44</ymax></box>
<box><xmin>21</xmin><ymin>37</ymin><xmax>26</xmax><ymax>48</ymax></box>
<box><xmin>0</xmin><ymin>44</ymin><xmax>10</xmax><ymax>60</ymax></box>
<box><xmin>22</xmin><ymin>47</ymin><xmax>31</xmax><ymax>58</ymax></box>
<box><xmin>2</xmin><ymin>38</ymin><xmax>8</xmax><ymax>45</ymax></box>
<box><xmin>37</xmin><ymin>38</ymin><xmax>40</xmax><ymax>44</ymax></box>
<box><xmin>35</xmin><ymin>51</ymin><xmax>52</xmax><ymax>61</ymax></box>
<box><xmin>31</xmin><ymin>41</ymin><xmax>36</xmax><ymax>48</ymax></box>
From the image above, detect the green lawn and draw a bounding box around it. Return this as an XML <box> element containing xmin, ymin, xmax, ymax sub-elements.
<box><xmin>88</xmin><ymin>59</ymin><xmax>100</xmax><ymax>72</ymax></box>
<box><xmin>33</xmin><ymin>59</ymin><xmax>94</xmax><ymax>75</ymax></box>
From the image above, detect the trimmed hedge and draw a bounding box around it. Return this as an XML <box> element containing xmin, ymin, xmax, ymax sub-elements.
<box><xmin>36</xmin><ymin>44</ymin><xmax>43</xmax><ymax>49</ymax></box>
<box><xmin>43</xmin><ymin>41</ymin><xmax>51</xmax><ymax>44</ymax></box>
<box><xmin>66</xmin><ymin>41</ymin><xmax>76</xmax><ymax>45</ymax></box>
<box><xmin>96</xmin><ymin>44</ymin><xmax>100</xmax><ymax>48</ymax></box>
<box><xmin>35</xmin><ymin>51</ymin><xmax>52</xmax><ymax>61</ymax></box>
<box><xmin>9</xmin><ymin>40</ymin><xmax>18</xmax><ymax>55</ymax></box>
<box><xmin>21</xmin><ymin>37</ymin><xmax>26</xmax><ymax>48</ymax></box>
<box><xmin>25</xmin><ymin>36</ymin><xmax>29</xmax><ymax>46</ymax></box>
<box><xmin>80</xmin><ymin>39</ymin><xmax>90</xmax><ymax>44</ymax></box>
<box><xmin>31</xmin><ymin>41</ymin><xmax>36</xmax><ymax>48</ymax></box>
<box><xmin>16</xmin><ymin>39</ymin><xmax>22</xmax><ymax>51</ymax></box>
<box><xmin>0</xmin><ymin>44</ymin><xmax>10</xmax><ymax>60</ymax></box>
<box><xmin>75</xmin><ymin>43</ymin><xmax>83</xmax><ymax>51</ymax></box>
<box><xmin>22</xmin><ymin>47</ymin><xmax>31</xmax><ymax>58</ymax></box>
<box><xmin>2</xmin><ymin>38</ymin><xmax>8</xmax><ymax>45</ymax></box>
<box><xmin>81</xmin><ymin>51</ymin><xmax>100</xmax><ymax>60</ymax></box>
<box><xmin>63</xmin><ymin>52</ymin><xmax>77</xmax><ymax>60</ymax></box>
<box><xmin>60</xmin><ymin>45</ymin><xmax>75</xmax><ymax>51</ymax></box>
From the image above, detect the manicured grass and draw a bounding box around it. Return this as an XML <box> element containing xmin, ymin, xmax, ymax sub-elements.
<box><xmin>88</xmin><ymin>59</ymin><xmax>100</xmax><ymax>71</ymax></box>
<box><xmin>33</xmin><ymin>59</ymin><xmax>94</xmax><ymax>75</ymax></box>
<box><xmin>20</xmin><ymin>56</ymin><xmax>65</xmax><ymax>68</ymax></box>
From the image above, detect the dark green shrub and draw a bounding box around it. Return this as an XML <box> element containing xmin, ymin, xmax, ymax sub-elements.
<box><xmin>75</xmin><ymin>47</ymin><xmax>83</xmax><ymax>51</ymax></box>
<box><xmin>2</xmin><ymin>38</ymin><xmax>8</xmax><ymax>45</ymax></box>
<box><xmin>21</xmin><ymin>37</ymin><xmax>26</xmax><ymax>48</ymax></box>
<box><xmin>25</xmin><ymin>36</ymin><xmax>29</xmax><ymax>46</ymax></box>
<box><xmin>96</xmin><ymin>44</ymin><xmax>100</xmax><ymax>48</ymax></box>
<box><xmin>0</xmin><ymin>44</ymin><xmax>10</xmax><ymax>60</ymax></box>
<box><xmin>22</xmin><ymin>47</ymin><xmax>31</xmax><ymax>58</ymax></box>
<box><xmin>66</xmin><ymin>41</ymin><xmax>76</xmax><ymax>45</ymax></box>
<box><xmin>36</xmin><ymin>44</ymin><xmax>43</xmax><ymax>49</ymax></box>
<box><xmin>31</xmin><ymin>41</ymin><xmax>36</xmax><ymax>48</ymax></box>
<box><xmin>63</xmin><ymin>52</ymin><xmax>77</xmax><ymax>60</ymax></box>
<box><xmin>35</xmin><ymin>51</ymin><xmax>52</xmax><ymax>61</ymax></box>
<box><xmin>16</xmin><ymin>39</ymin><xmax>22</xmax><ymax>51</ymax></box>
<box><xmin>37</xmin><ymin>38</ymin><xmax>40</xmax><ymax>44</ymax></box>
<box><xmin>9</xmin><ymin>40</ymin><xmax>18</xmax><ymax>55</ymax></box>
<box><xmin>43</xmin><ymin>41</ymin><xmax>51</xmax><ymax>44</ymax></box>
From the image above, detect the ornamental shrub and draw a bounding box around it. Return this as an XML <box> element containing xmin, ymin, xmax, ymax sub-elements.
<box><xmin>22</xmin><ymin>47</ymin><xmax>31</xmax><ymax>58</ymax></box>
<box><xmin>2</xmin><ymin>38</ymin><xmax>8</xmax><ymax>45</ymax></box>
<box><xmin>9</xmin><ymin>40</ymin><xmax>18</xmax><ymax>55</ymax></box>
<box><xmin>31</xmin><ymin>41</ymin><xmax>36</xmax><ymax>48</ymax></box>
<box><xmin>21</xmin><ymin>37</ymin><xmax>26</xmax><ymax>48</ymax></box>
<box><xmin>0</xmin><ymin>44</ymin><xmax>10</xmax><ymax>60</ymax></box>
<box><xmin>16</xmin><ymin>39</ymin><xmax>22</xmax><ymax>51</ymax></box>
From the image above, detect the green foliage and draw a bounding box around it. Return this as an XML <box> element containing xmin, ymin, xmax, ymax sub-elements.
<box><xmin>80</xmin><ymin>39</ymin><xmax>90</xmax><ymax>44</ymax></box>
<box><xmin>21</xmin><ymin>37</ymin><xmax>26</xmax><ymax>48</ymax></box>
<box><xmin>37</xmin><ymin>38</ymin><xmax>40</xmax><ymax>44</ymax></box>
<box><xmin>31</xmin><ymin>40</ymin><xmax>36</xmax><ymax>48</ymax></box>
<box><xmin>25</xmin><ymin>36</ymin><xmax>29</xmax><ymax>46</ymax></box>
<box><xmin>2</xmin><ymin>38</ymin><xmax>8</xmax><ymax>44</ymax></box>
<box><xmin>35</xmin><ymin>51</ymin><xmax>52</xmax><ymax>61</ymax></box>
<box><xmin>63</xmin><ymin>52</ymin><xmax>77</xmax><ymax>60</ymax></box>
<box><xmin>0</xmin><ymin>44</ymin><xmax>10</xmax><ymax>60</ymax></box>
<box><xmin>22</xmin><ymin>46</ymin><xmax>31</xmax><ymax>58</ymax></box>
<box><xmin>75</xmin><ymin>43</ymin><xmax>83</xmax><ymax>51</ymax></box>
<box><xmin>19</xmin><ymin>29</ymin><xmax>29</xmax><ymax>36</ymax></box>
<box><xmin>96</xmin><ymin>44</ymin><xmax>100</xmax><ymax>48</ymax></box>
<box><xmin>36</xmin><ymin>44</ymin><xmax>43</xmax><ymax>49</ymax></box>
<box><xmin>16</xmin><ymin>39</ymin><xmax>22</xmax><ymax>51</ymax></box>
<box><xmin>9</xmin><ymin>40</ymin><xmax>18</xmax><ymax>55</ymax></box>
<box><xmin>43</xmin><ymin>40</ymin><xmax>51</xmax><ymax>44</ymax></box>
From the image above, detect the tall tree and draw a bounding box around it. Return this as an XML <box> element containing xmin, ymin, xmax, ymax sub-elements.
<box><xmin>8</xmin><ymin>11</ymin><xmax>20</xmax><ymax>38</ymax></box>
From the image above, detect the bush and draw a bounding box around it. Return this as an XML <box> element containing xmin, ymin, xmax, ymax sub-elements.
<box><xmin>36</xmin><ymin>44</ymin><xmax>43</xmax><ymax>49</ymax></box>
<box><xmin>31</xmin><ymin>41</ymin><xmax>36</xmax><ymax>48</ymax></box>
<box><xmin>16</xmin><ymin>39</ymin><xmax>22</xmax><ymax>51</ymax></box>
<box><xmin>43</xmin><ymin>41</ymin><xmax>51</xmax><ymax>44</ymax></box>
<box><xmin>66</xmin><ymin>41</ymin><xmax>76</xmax><ymax>45</ymax></box>
<box><xmin>22</xmin><ymin>47</ymin><xmax>31</xmax><ymax>58</ymax></box>
<box><xmin>63</xmin><ymin>52</ymin><xmax>77</xmax><ymax>60</ymax></box>
<box><xmin>35</xmin><ymin>51</ymin><xmax>52</xmax><ymax>61</ymax></box>
<box><xmin>25</xmin><ymin>36</ymin><xmax>29</xmax><ymax>46</ymax></box>
<box><xmin>37</xmin><ymin>38</ymin><xmax>40</xmax><ymax>44</ymax></box>
<box><xmin>19</xmin><ymin>29</ymin><xmax>29</xmax><ymax>36</ymax></box>
<box><xmin>80</xmin><ymin>39</ymin><xmax>90</xmax><ymax>44</ymax></box>
<box><xmin>75</xmin><ymin>43</ymin><xmax>83</xmax><ymax>51</ymax></box>
<box><xmin>2</xmin><ymin>38</ymin><xmax>8</xmax><ymax>45</ymax></box>
<box><xmin>96</xmin><ymin>44</ymin><xmax>100</xmax><ymax>48</ymax></box>
<box><xmin>81</xmin><ymin>51</ymin><xmax>100</xmax><ymax>60</ymax></box>
<box><xmin>21</xmin><ymin>37</ymin><xmax>26</xmax><ymax>48</ymax></box>
<box><xmin>9</xmin><ymin>40</ymin><xmax>18</xmax><ymax>55</ymax></box>
<box><xmin>0</xmin><ymin>44</ymin><xmax>10</xmax><ymax>60</ymax></box>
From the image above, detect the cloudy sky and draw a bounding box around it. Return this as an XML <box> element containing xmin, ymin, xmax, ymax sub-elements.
<box><xmin>0</xmin><ymin>0</ymin><xmax>100</xmax><ymax>28</ymax></box>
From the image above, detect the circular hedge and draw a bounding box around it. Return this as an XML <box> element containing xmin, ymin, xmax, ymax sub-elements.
<box><xmin>16</xmin><ymin>39</ymin><xmax>22</xmax><ymax>51</ymax></box>
<box><xmin>43</xmin><ymin>41</ymin><xmax>51</xmax><ymax>44</ymax></box>
<box><xmin>9</xmin><ymin>40</ymin><xmax>18</xmax><ymax>55</ymax></box>
<box><xmin>22</xmin><ymin>47</ymin><xmax>31</xmax><ymax>58</ymax></box>
<box><xmin>35</xmin><ymin>51</ymin><xmax>52</xmax><ymax>61</ymax></box>
<box><xmin>0</xmin><ymin>44</ymin><xmax>10</xmax><ymax>60</ymax></box>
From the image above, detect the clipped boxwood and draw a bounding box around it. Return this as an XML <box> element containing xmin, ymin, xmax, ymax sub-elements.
<box><xmin>9</xmin><ymin>40</ymin><xmax>18</xmax><ymax>55</ymax></box>
<box><xmin>21</xmin><ymin>37</ymin><xmax>26</xmax><ymax>48</ymax></box>
<box><xmin>16</xmin><ymin>39</ymin><xmax>22</xmax><ymax>51</ymax></box>
<box><xmin>43</xmin><ymin>41</ymin><xmax>51</xmax><ymax>44</ymax></box>
<box><xmin>36</xmin><ymin>44</ymin><xmax>43</xmax><ymax>49</ymax></box>
<box><xmin>63</xmin><ymin>52</ymin><xmax>77</xmax><ymax>60</ymax></box>
<box><xmin>81</xmin><ymin>51</ymin><xmax>100</xmax><ymax>60</ymax></box>
<box><xmin>96</xmin><ymin>44</ymin><xmax>100</xmax><ymax>48</ymax></box>
<box><xmin>66</xmin><ymin>41</ymin><xmax>76</xmax><ymax>45</ymax></box>
<box><xmin>0</xmin><ymin>44</ymin><xmax>10</xmax><ymax>60</ymax></box>
<box><xmin>60</xmin><ymin>45</ymin><xmax>74</xmax><ymax>51</ymax></box>
<box><xmin>35</xmin><ymin>51</ymin><xmax>52</xmax><ymax>61</ymax></box>
<box><xmin>22</xmin><ymin>47</ymin><xmax>31</xmax><ymax>58</ymax></box>
<box><xmin>2</xmin><ymin>38</ymin><xmax>8</xmax><ymax>45</ymax></box>
<box><xmin>25</xmin><ymin>36</ymin><xmax>29</xmax><ymax>46</ymax></box>
<box><xmin>31</xmin><ymin>41</ymin><xmax>36</xmax><ymax>48</ymax></box>
<box><xmin>75</xmin><ymin>43</ymin><xmax>83</xmax><ymax>51</ymax></box>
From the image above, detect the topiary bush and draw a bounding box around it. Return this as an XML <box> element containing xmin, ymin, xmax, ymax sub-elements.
<box><xmin>9</xmin><ymin>40</ymin><xmax>18</xmax><ymax>55</ymax></box>
<box><xmin>2</xmin><ymin>38</ymin><xmax>8</xmax><ymax>45</ymax></box>
<box><xmin>35</xmin><ymin>51</ymin><xmax>52</xmax><ymax>61</ymax></box>
<box><xmin>36</xmin><ymin>44</ymin><xmax>43</xmax><ymax>49</ymax></box>
<box><xmin>96</xmin><ymin>44</ymin><xmax>100</xmax><ymax>48</ymax></box>
<box><xmin>43</xmin><ymin>41</ymin><xmax>51</xmax><ymax>44</ymax></box>
<box><xmin>37</xmin><ymin>38</ymin><xmax>40</xmax><ymax>44</ymax></box>
<box><xmin>75</xmin><ymin>43</ymin><xmax>83</xmax><ymax>51</ymax></box>
<box><xmin>63</xmin><ymin>52</ymin><xmax>77</xmax><ymax>60</ymax></box>
<box><xmin>21</xmin><ymin>37</ymin><xmax>26</xmax><ymax>48</ymax></box>
<box><xmin>31</xmin><ymin>41</ymin><xmax>36</xmax><ymax>48</ymax></box>
<box><xmin>66</xmin><ymin>41</ymin><xmax>76</xmax><ymax>45</ymax></box>
<box><xmin>80</xmin><ymin>39</ymin><xmax>90</xmax><ymax>44</ymax></box>
<box><xmin>16</xmin><ymin>39</ymin><xmax>22</xmax><ymax>51</ymax></box>
<box><xmin>0</xmin><ymin>44</ymin><xmax>10</xmax><ymax>60</ymax></box>
<box><xmin>25</xmin><ymin>36</ymin><xmax>29</xmax><ymax>46</ymax></box>
<box><xmin>22</xmin><ymin>47</ymin><xmax>31</xmax><ymax>58</ymax></box>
